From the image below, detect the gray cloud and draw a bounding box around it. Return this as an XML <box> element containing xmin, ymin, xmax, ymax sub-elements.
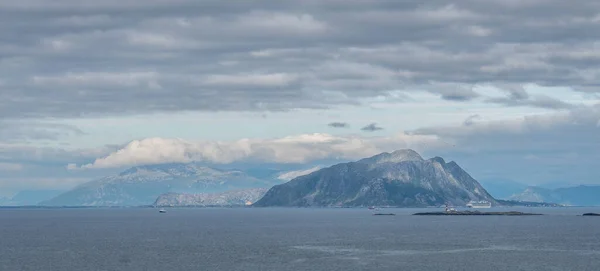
<box><xmin>488</xmin><ymin>95</ymin><xmax>575</xmax><ymax>110</ymax></box>
<box><xmin>498</xmin><ymin>85</ymin><xmax>530</xmax><ymax>100</ymax></box>
<box><xmin>463</xmin><ymin>114</ymin><xmax>481</xmax><ymax>126</ymax></box>
<box><xmin>328</xmin><ymin>122</ymin><xmax>349</xmax><ymax>128</ymax></box>
<box><xmin>1</xmin><ymin>0</ymin><xmax>600</xmax><ymax>119</ymax></box>
<box><xmin>432</xmin><ymin>86</ymin><xmax>480</xmax><ymax>101</ymax></box>
<box><xmin>0</xmin><ymin>142</ymin><xmax>122</xmax><ymax>195</ymax></box>
<box><xmin>414</xmin><ymin>105</ymin><xmax>600</xmax><ymax>185</ymax></box>
<box><xmin>0</xmin><ymin>143</ymin><xmax>117</xmax><ymax>167</ymax></box>
<box><xmin>479</xmin><ymin>85</ymin><xmax>576</xmax><ymax>109</ymax></box>
<box><xmin>0</xmin><ymin>121</ymin><xmax>85</xmax><ymax>142</ymax></box>
<box><xmin>361</xmin><ymin>123</ymin><xmax>383</xmax><ymax>132</ymax></box>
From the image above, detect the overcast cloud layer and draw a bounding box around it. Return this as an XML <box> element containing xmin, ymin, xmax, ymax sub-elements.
<box><xmin>1</xmin><ymin>0</ymin><xmax>600</xmax><ymax>195</ymax></box>
<box><xmin>2</xmin><ymin>0</ymin><xmax>600</xmax><ymax>119</ymax></box>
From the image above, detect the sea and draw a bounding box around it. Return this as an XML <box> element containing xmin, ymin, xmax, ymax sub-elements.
<box><xmin>1</xmin><ymin>207</ymin><xmax>599</xmax><ymax>271</ymax></box>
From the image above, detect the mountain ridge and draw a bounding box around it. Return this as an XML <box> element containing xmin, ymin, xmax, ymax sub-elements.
<box><xmin>510</xmin><ymin>185</ymin><xmax>600</xmax><ymax>206</ymax></box>
<box><xmin>154</xmin><ymin>188</ymin><xmax>268</xmax><ymax>207</ymax></box>
<box><xmin>254</xmin><ymin>149</ymin><xmax>496</xmax><ymax>207</ymax></box>
<box><xmin>41</xmin><ymin>163</ymin><xmax>280</xmax><ymax>206</ymax></box>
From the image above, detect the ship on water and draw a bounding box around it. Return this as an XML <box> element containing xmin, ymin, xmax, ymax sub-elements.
<box><xmin>466</xmin><ymin>200</ymin><xmax>492</xmax><ymax>208</ymax></box>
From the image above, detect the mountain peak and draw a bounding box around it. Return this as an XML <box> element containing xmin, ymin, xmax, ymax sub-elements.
<box><xmin>255</xmin><ymin>150</ymin><xmax>495</xmax><ymax>207</ymax></box>
<box><xmin>358</xmin><ymin>149</ymin><xmax>424</xmax><ymax>164</ymax></box>
<box><xmin>429</xmin><ymin>156</ymin><xmax>446</xmax><ymax>165</ymax></box>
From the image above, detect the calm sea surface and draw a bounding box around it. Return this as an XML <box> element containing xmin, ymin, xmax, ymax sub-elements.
<box><xmin>1</xmin><ymin>207</ymin><xmax>599</xmax><ymax>271</ymax></box>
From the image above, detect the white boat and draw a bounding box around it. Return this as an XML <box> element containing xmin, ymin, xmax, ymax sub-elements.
<box><xmin>444</xmin><ymin>204</ymin><xmax>457</xmax><ymax>212</ymax></box>
<box><xmin>158</xmin><ymin>208</ymin><xmax>167</xmax><ymax>213</ymax></box>
<box><xmin>466</xmin><ymin>200</ymin><xmax>492</xmax><ymax>208</ymax></box>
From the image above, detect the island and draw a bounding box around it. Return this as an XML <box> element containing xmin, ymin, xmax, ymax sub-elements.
<box><xmin>413</xmin><ymin>210</ymin><xmax>542</xmax><ymax>216</ymax></box>
<box><xmin>254</xmin><ymin>150</ymin><xmax>498</xmax><ymax>208</ymax></box>
<box><xmin>582</xmin><ymin>213</ymin><xmax>600</xmax><ymax>216</ymax></box>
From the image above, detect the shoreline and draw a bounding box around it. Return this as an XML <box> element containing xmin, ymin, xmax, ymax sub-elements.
<box><xmin>413</xmin><ymin>211</ymin><xmax>543</xmax><ymax>216</ymax></box>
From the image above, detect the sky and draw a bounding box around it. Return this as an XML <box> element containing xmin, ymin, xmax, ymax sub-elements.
<box><xmin>1</xmin><ymin>0</ymin><xmax>600</xmax><ymax>196</ymax></box>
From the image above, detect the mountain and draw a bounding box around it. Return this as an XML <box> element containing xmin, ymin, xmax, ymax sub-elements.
<box><xmin>277</xmin><ymin>166</ymin><xmax>322</xmax><ymax>181</ymax></box>
<box><xmin>509</xmin><ymin>187</ymin><xmax>556</xmax><ymax>203</ymax></box>
<box><xmin>0</xmin><ymin>190</ymin><xmax>64</xmax><ymax>206</ymax></box>
<box><xmin>41</xmin><ymin>163</ymin><xmax>279</xmax><ymax>206</ymax></box>
<box><xmin>0</xmin><ymin>196</ymin><xmax>12</xmax><ymax>206</ymax></box>
<box><xmin>10</xmin><ymin>190</ymin><xmax>64</xmax><ymax>205</ymax></box>
<box><xmin>478</xmin><ymin>179</ymin><xmax>528</xmax><ymax>199</ymax></box>
<box><xmin>510</xmin><ymin>185</ymin><xmax>600</xmax><ymax>206</ymax></box>
<box><xmin>154</xmin><ymin>188</ymin><xmax>268</xmax><ymax>207</ymax></box>
<box><xmin>254</xmin><ymin>150</ymin><xmax>496</xmax><ymax>207</ymax></box>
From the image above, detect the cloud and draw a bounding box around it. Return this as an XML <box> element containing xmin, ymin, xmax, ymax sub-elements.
<box><xmin>328</xmin><ymin>122</ymin><xmax>349</xmax><ymax>128</ymax></box>
<box><xmin>411</xmin><ymin>105</ymin><xmax>600</xmax><ymax>184</ymax></box>
<box><xmin>361</xmin><ymin>123</ymin><xmax>383</xmax><ymax>132</ymax></box>
<box><xmin>463</xmin><ymin>114</ymin><xmax>481</xmax><ymax>126</ymax></box>
<box><xmin>0</xmin><ymin>143</ymin><xmax>124</xmax><ymax>194</ymax></box>
<box><xmin>2</xmin><ymin>0</ymin><xmax>600</xmax><ymax>191</ymax></box>
<box><xmin>57</xmin><ymin>104</ymin><xmax>600</xmax><ymax>185</ymax></box>
<box><xmin>498</xmin><ymin>85</ymin><xmax>530</xmax><ymax>100</ymax></box>
<box><xmin>31</xmin><ymin>72</ymin><xmax>160</xmax><ymax>88</ymax></box>
<box><xmin>1</xmin><ymin>105</ymin><xmax>598</xmax><ymax>188</ymax></box>
<box><xmin>0</xmin><ymin>142</ymin><xmax>119</xmax><ymax>167</ymax></box>
<box><xmin>486</xmin><ymin>90</ymin><xmax>575</xmax><ymax>110</ymax></box>
<box><xmin>0</xmin><ymin>162</ymin><xmax>23</xmax><ymax>171</ymax></box>
<box><xmin>427</xmin><ymin>83</ymin><xmax>480</xmax><ymax>101</ymax></box>
<box><xmin>203</xmin><ymin>73</ymin><xmax>299</xmax><ymax>88</ymax></box>
<box><xmin>0</xmin><ymin>121</ymin><xmax>85</xmax><ymax>142</ymax></box>
<box><xmin>234</xmin><ymin>11</ymin><xmax>329</xmax><ymax>34</ymax></box>
<box><xmin>277</xmin><ymin>166</ymin><xmax>322</xmax><ymax>181</ymax></box>
<box><xmin>69</xmin><ymin>133</ymin><xmax>442</xmax><ymax>169</ymax></box>
<box><xmin>2</xmin><ymin>1</ymin><xmax>600</xmax><ymax>119</ymax></box>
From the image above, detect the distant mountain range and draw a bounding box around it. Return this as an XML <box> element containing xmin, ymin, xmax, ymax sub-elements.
<box><xmin>41</xmin><ymin>163</ymin><xmax>283</xmax><ymax>206</ymax></box>
<box><xmin>478</xmin><ymin>179</ymin><xmax>529</xmax><ymax>199</ymax></box>
<box><xmin>154</xmin><ymin>188</ymin><xmax>268</xmax><ymax>207</ymax></box>
<box><xmin>0</xmin><ymin>197</ymin><xmax>10</xmax><ymax>206</ymax></box>
<box><xmin>8</xmin><ymin>150</ymin><xmax>598</xmax><ymax>208</ymax></box>
<box><xmin>0</xmin><ymin>190</ymin><xmax>64</xmax><ymax>206</ymax></box>
<box><xmin>254</xmin><ymin>150</ymin><xmax>496</xmax><ymax>207</ymax></box>
<box><xmin>510</xmin><ymin>185</ymin><xmax>600</xmax><ymax>206</ymax></box>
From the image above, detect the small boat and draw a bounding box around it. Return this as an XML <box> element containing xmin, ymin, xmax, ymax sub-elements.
<box><xmin>158</xmin><ymin>208</ymin><xmax>167</xmax><ymax>213</ymax></box>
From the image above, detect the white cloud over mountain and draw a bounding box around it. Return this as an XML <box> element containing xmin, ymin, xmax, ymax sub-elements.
<box><xmin>277</xmin><ymin>167</ymin><xmax>322</xmax><ymax>181</ymax></box>
<box><xmin>58</xmin><ymin>105</ymin><xmax>600</xmax><ymax>187</ymax></box>
<box><xmin>72</xmin><ymin>133</ymin><xmax>441</xmax><ymax>169</ymax></box>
